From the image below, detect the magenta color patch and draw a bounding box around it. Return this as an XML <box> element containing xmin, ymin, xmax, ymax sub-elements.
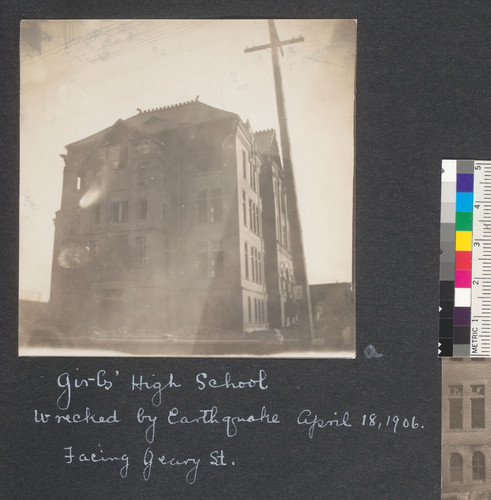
<box><xmin>455</xmin><ymin>269</ymin><xmax>472</xmax><ymax>288</ymax></box>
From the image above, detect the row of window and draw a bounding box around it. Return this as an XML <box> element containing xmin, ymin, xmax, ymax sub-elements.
<box><xmin>87</xmin><ymin>200</ymin><xmax>170</xmax><ymax>225</ymax></box>
<box><xmin>244</xmin><ymin>243</ymin><xmax>262</xmax><ymax>283</ymax></box>
<box><xmin>100</xmin><ymin>140</ymin><xmax>225</xmax><ymax>173</ymax></box>
<box><xmin>97</xmin><ymin>140</ymin><xmax>150</xmax><ymax>166</ymax></box>
<box><xmin>448</xmin><ymin>384</ymin><xmax>485</xmax><ymax>429</ymax></box>
<box><xmin>84</xmin><ymin>190</ymin><xmax>219</xmax><ymax>229</ymax></box>
<box><xmin>247</xmin><ymin>296</ymin><xmax>266</xmax><ymax>323</ymax></box>
<box><xmin>449</xmin><ymin>451</ymin><xmax>486</xmax><ymax>482</ymax></box>
<box><xmin>75</xmin><ymin>162</ymin><xmax>170</xmax><ymax>197</ymax></box>
<box><xmin>242</xmin><ymin>190</ymin><xmax>261</xmax><ymax>236</ymax></box>
<box><xmin>75</xmin><ymin>197</ymin><xmax>168</xmax><ymax>229</ymax></box>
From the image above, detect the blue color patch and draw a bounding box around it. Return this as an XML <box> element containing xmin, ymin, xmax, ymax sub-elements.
<box><xmin>457</xmin><ymin>173</ymin><xmax>474</xmax><ymax>192</ymax></box>
<box><xmin>456</xmin><ymin>192</ymin><xmax>473</xmax><ymax>212</ymax></box>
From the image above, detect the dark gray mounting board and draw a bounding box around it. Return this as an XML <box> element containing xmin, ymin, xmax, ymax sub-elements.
<box><xmin>2</xmin><ymin>2</ymin><xmax>491</xmax><ymax>499</ymax></box>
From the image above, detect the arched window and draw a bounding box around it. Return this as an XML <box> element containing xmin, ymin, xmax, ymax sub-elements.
<box><xmin>450</xmin><ymin>453</ymin><xmax>463</xmax><ymax>482</ymax></box>
<box><xmin>472</xmin><ymin>451</ymin><xmax>486</xmax><ymax>481</ymax></box>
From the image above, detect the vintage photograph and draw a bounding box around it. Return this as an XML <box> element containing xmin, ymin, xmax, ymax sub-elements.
<box><xmin>442</xmin><ymin>358</ymin><xmax>491</xmax><ymax>499</ymax></box>
<box><xmin>19</xmin><ymin>20</ymin><xmax>356</xmax><ymax>357</ymax></box>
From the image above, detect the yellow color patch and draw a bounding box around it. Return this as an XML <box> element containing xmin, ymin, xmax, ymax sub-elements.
<box><xmin>456</xmin><ymin>231</ymin><xmax>472</xmax><ymax>251</ymax></box>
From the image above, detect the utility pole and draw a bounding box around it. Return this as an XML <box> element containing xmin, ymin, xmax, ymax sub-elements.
<box><xmin>245</xmin><ymin>20</ymin><xmax>313</xmax><ymax>342</ymax></box>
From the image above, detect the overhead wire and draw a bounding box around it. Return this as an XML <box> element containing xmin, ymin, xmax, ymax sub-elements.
<box><xmin>21</xmin><ymin>20</ymin><xmax>216</xmax><ymax>92</ymax></box>
<box><xmin>23</xmin><ymin>22</ymin><xmax>265</xmax><ymax>112</ymax></box>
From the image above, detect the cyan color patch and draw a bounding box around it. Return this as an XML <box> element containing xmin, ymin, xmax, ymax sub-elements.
<box><xmin>456</xmin><ymin>192</ymin><xmax>473</xmax><ymax>212</ymax></box>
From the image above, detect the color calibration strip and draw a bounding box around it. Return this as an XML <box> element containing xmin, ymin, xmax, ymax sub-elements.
<box><xmin>439</xmin><ymin>159</ymin><xmax>491</xmax><ymax>357</ymax></box>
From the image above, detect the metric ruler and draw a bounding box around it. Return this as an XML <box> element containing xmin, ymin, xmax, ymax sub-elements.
<box><xmin>439</xmin><ymin>159</ymin><xmax>491</xmax><ymax>357</ymax></box>
<box><xmin>470</xmin><ymin>160</ymin><xmax>491</xmax><ymax>356</ymax></box>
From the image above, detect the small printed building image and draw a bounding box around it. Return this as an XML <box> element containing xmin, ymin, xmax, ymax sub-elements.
<box><xmin>45</xmin><ymin>99</ymin><xmax>308</xmax><ymax>353</ymax></box>
<box><xmin>442</xmin><ymin>358</ymin><xmax>491</xmax><ymax>500</ymax></box>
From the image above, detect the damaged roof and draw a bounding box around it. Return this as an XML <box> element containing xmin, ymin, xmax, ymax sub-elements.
<box><xmin>66</xmin><ymin>99</ymin><xmax>239</xmax><ymax>149</ymax></box>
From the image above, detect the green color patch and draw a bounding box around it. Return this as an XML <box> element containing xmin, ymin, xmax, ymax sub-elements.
<box><xmin>456</xmin><ymin>211</ymin><xmax>473</xmax><ymax>231</ymax></box>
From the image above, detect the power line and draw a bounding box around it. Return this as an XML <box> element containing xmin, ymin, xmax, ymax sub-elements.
<box><xmin>22</xmin><ymin>23</ymin><xmax>265</xmax><ymax>111</ymax></box>
<box><xmin>21</xmin><ymin>20</ymin><xmax>218</xmax><ymax>92</ymax></box>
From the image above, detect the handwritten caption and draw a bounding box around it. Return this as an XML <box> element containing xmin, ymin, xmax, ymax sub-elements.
<box><xmin>32</xmin><ymin>369</ymin><xmax>424</xmax><ymax>484</ymax></box>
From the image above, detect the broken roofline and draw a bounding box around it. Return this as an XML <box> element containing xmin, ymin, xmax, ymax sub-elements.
<box><xmin>65</xmin><ymin>100</ymin><xmax>242</xmax><ymax>149</ymax></box>
<box><xmin>63</xmin><ymin>99</ymin><xmax>278</xmax><ymax>165</ymax></box>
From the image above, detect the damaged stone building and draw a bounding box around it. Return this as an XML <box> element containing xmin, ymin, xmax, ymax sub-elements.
<box><xmin>49</xmin><ymin>99</ymin><xmax>299</xmax><ymax>339</ymax></box>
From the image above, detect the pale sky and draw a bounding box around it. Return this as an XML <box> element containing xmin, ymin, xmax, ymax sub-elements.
<box><xmin>20</xmin><ymin>19</ymin><xmax>356</xmax><ymax>301</ymax></box>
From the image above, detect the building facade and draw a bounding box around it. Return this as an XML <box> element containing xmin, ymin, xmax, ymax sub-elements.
<box><xmin>255</xmin><ymin>129</ymin><xmax>295</xmax><ymax>329</ymax></box>
<box><xmin>442</xmin><ymin>359</ymin><xmax>491</xmax><ymax>500</ymax></box>
<box><xmin>49</xmin><ymin>100</ymin><xmax>301</xmax><ymax>340</ymax></box>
